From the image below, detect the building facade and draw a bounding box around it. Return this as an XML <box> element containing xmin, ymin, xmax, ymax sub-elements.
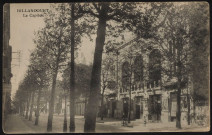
<box><xmin>3</xmin><ymin>4</ymin><xmax>13</xmax><ymax>121</ymax></box>
<box><xmin>103</xmin><ymin>37</ymin><xmax>193</xmax><ymax>124</ymax></box>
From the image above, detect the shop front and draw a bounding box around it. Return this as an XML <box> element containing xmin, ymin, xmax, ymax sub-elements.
<box><xmin>134</xmin><ymin>96</ymin><xmax>144</xmax><ymax>119</ymax></box>
<box><xmin>148</xmin><ymin>94</ymin><xmax>162</xmax><ymax>122</ymax></box>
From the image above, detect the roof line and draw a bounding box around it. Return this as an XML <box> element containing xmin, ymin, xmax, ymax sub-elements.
<box><xmin>116</xmin><ymin>36</ymin><xmax>142</xmax><ymax>51</ymax></box>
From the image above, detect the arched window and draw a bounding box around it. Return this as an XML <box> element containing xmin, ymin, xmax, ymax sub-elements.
<box><xmin>149</xmin><ymin>49</ymin><xmax>161</xmax><ymax>87</ymax></box>
<box><xmin>122</xmin><ymin>61</ymin><xmax>130</xmax><ymax>92</ymax></box>
<box><xmin>134</xmin><ymin>55</ymin><xmax>144</xmax><ymax>87</ymax></box>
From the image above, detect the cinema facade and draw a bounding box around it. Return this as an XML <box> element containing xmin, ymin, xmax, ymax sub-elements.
<box><xmin>102</xmin><ymin>37</ymin><xmax>193</xmax><ymax>123</ymax></box>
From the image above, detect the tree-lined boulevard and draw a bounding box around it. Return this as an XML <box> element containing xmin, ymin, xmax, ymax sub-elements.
<box><xmin>3</xmin><ymin>2</ymin><xmax>209</xmax><ymax>133</ymax></box>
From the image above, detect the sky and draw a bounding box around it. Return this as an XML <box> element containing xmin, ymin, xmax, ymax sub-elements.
<box><xmin>10</xmin><ymin>3</ymin><xmax>95</xmax><ymax>99</ymax></box>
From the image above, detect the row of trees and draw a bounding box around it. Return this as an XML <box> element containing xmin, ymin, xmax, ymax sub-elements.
<box><xmin>117</xmin><ymin>2</ymin><xmax>209</xmax><ymax>128</ymax></box>
<box><xmin>13</xmin><ymin>2</ymin><xmax>209</xmax><ymax>132</ymax></box>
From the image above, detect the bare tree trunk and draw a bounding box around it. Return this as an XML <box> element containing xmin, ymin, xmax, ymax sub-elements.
<box><xmin>187</xmin><ymin>81</ymin><xmax>190</xmax><ymax>125</ymax></box>
<box><xmin>47</xmin><ymin>70</ymin><xmax>59</xmax><ymax>131</ymax></box>
<box><xmin>21</xmin><ymin>102</ymin><xmax>24</xmax><ymax>116</ymax></box>
<box><xmin>63</xmin><ymin>95</ymin><xmax>67</xmax><ymax>132</ymax></box>
<box><xmin>25</xmin><ymin>91</ymin><xmax>31</xmax><ymax>119</ymax></box>
<box><xmin>176</xmin><ymin>40</ymin><xmax>182</xmax><ymax>129</ymax></box>
<box><xmin>128</xmin><ymin>54</ymin><xmax>132</xmax><ymax>123</ymax></box>
<box><xmin>25</xmin><ymin>93</ymin><xmax>29</xmax><ymax>119</ymax></box>
<box><xmin>23</xmin><ymin>103</ymin><xmax>25</xmax><ymax>117</ymax></box>
<box><xmin>84</xmin><ymin>95</ymin><xmax>87</xmax><ymax>118</ymax></box>
<box><xmin>35</xmin><ymin>88</ymin><xmax>41</xmax><ymax>125</ymax></box>
<box><xmin>45</xmin><ymin>97</ymin><xmax>48</xmax><ymax>114</ymax></box>
<box><xmin>176</xmin><ymin>78</ymin><xmax>182</xmax><ymax>128</ymax></box>
<box><xmin>29</xmin><ymin>91</ymin><xmax>35</xmax><ymax>121</ymax></box>
<box><xmin>100</xmin><ymin>88</ymin><xmax>105</xmax><ymax>120</ymax></box>
<box><xmin>19</xmin><ymin>102</ymin><xmax>23</xmax><ymax>116</ymax></box>
<box><xmin>193</xmin><ymin>100</ymin><xmax>196</xmax><ymax>123</ymax></box>
<box><xmin>69</xmin><ymin>3</ymin><xmax>76</xmax><ymax>132</ymax></box>
<box><xmin>128</xmin><ymin>88</ymin><xmax>131</xmax><ymax>123</ymax></box>
<box><xmin>187</xmin><ymin>94</ymin><xmax>190</xmax><ymax>125</ymax></box>
<box><xmin>84</xmin><ymin>5</ymin><xmax>107</xmax><ymax>132</ymax></box>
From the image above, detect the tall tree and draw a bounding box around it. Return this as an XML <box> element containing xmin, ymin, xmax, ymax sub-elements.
<box><xmin>26</xmin><ymin>57</ymin><xmax>47</xmax><ymax>121</ymax></box>
<box><xmin>186</xmin><ymin>2</ymin><xmax>209</xmax><ymax>125</ymax></box>
<box><xmin>27</xmin><ymin>49</ymin><xmax>50</xmax><ymax>125</ymax></box>
<box><xmin>79</xmin><ymin>2</ymin><xmax>178</xmax><ymax>131</ymax></box>
<box><xmin>154</xmin><ymin>4</ymin><xmax>190</xmax><ymax>129</ymax></box>
<box><xmin>62</xmin><ymin>63</ymin><xmax>92</xmax><ymax>131</ymax></box>
<box><xmin>153</xmin><ymin>2</ymin><xmax>209</xmax><ymax>128</ymax></box>
<box><xmin>100</xmin><ymin>55</ymin><xmax>116</xmax><ymax>120</ymax></box>
<box><xmin>78</xmin><ymin>3</ymin><xmax>142</xmax><ymax>132</ymax></box>
<box><xmin>29</xmin><ymin>90</ymin><xmax>35</xmax><ymax>121</ymax></box>
<box><xmin>13</xmin><ymin>81</ymin><xmax>28</xmax><ymax>117</ymax></box>
<box><xmin>68</xmin><ymin>3</ymin><xmax>93</xmax><ymax>131</ymax></box>
<box><xmin>69</xmin><ymin>3</ymin><xmax>76</xmax><ymax>132</ymax></box>
<box><xmin>33</xmin><ymin>4</ymin><xmax>72</xmax><ymax>131</ymax></box>
<box><xmin>188</xmin><ymin>2</ymin><xmax>209</xmax><ymax>102</ymax></box>
<box><xmin>60</xmin><ymin>77</ymin><xmax>69</xmax><ymax>132</ymax></box>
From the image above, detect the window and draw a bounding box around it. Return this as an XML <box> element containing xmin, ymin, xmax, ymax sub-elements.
<box><xmin>149</xmin><ymin>49</ymin><xmax>161</xmax><ymax>87</ymax></box>
<box><xmin>122</xmin><ymin>61</ymin><xmax>130</xmax><ymax>92</ymax></box>
<box><xmin>134</xmin><ymin>55</ymin><xmax>144</xmax><ymax>90</ymax></box>
<box><xmin>107</xmin><ymin>81</ymin><xmax>116</xmax><ymax>90</ymax></box>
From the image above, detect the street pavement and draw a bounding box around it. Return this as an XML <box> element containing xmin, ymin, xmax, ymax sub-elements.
<box><xmin>3</xmin><ymin>114</ymin><xmax>36</xmax><ymax>134</ymax></box>
<box><xmin>3</xmin><ymin>113</ymin><xmax>209</xmax><ymax>133</ymax></box>
<box><xmin>3</xmin><ymin>114</ymin><xmax>128</xmax><ymax>133</ymax></box>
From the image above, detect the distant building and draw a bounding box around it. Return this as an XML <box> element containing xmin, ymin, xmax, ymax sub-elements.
<box><xmin>3</xmin><ymin>3</ymin><xmax>13</xmax><ymax>121</ymax></box>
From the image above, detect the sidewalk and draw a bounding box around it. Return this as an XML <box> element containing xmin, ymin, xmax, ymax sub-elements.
<box><xmin>95</xmin><ymin>117</ymin><xmax>209</xmax><ymax>132</ymax></box>
<box><xmin>96</xmin><ymin>117</ymin><xmax>121</xmax><ymax>124</ymax></box>
<box><xmin>3</xmin><ymin>114</ymin><xmax>36</xmax><ymax>134</ymax></box>
<box><xmin>119</xmin><ymin>119</ymin><xmax>210</xmax><ymax>132</ymax></box>
<box><xmin>4</xmin><ymin>114</ymin><xmax>209</xmax><ymax>133</ymax></box>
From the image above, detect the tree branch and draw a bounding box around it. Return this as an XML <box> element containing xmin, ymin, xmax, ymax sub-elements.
<box><xmin>78</xmin><ymin>5</ymin><xmax>99</xmax><ymax>18</ymax></box>
<box><xmin>74</xmin><ymin>13</ymin><xmax>84</xmax><ymax>20</ymax></box>
<box><xmin>107</xmin><ymin>11</ymin><xmax>122</xmax><ymax>22</ymax></box>
<box><xmin>93</xmin><ymin>3</ymin><xmax>101</xmax><ymax>13</ymax></box>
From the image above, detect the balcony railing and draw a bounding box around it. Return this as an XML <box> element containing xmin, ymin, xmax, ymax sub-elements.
<box><xmin>119</xmin><ymin>80</ymin><xmax>161</xmax><ymax>94</ymax></box>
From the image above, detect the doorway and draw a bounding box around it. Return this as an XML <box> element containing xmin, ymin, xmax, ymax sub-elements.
<box><xmin>135</xmin><ymin>105</ymin><xmax>140</xmax><ymax>119</ymax></box>
<box><xmin>123</xmin><ymin>98</ymin><xmax>128</xmax><ymax>118</ymax></box>
<box><xmin>148</xmin><ymin>95</ymin><xmax>161</xmax><ymax>122</ymax></box>
<box><xmin>111</xmin><ymin>101</ymin><xmax>116</xmax><ymax>118</ymax></box>
<box><xmin>135</xmin><ymin>96</ymin><xmax>143</xmax><ymax>119</ymax></box>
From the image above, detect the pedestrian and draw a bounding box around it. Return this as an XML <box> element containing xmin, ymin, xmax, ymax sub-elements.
<box><xmin>122</xmin><ymin>112</ymin><xmax>127</xmax><ymax>126</ymax></box>
<box><xmin>144</xmin><ymin>116</ymin><xmax>147</xmax><ymax>126</ymax></box>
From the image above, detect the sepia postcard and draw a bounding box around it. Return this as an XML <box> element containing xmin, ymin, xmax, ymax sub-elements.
<box><xmin>2</xmin><ymin>2</ymin><xmax>210</xmax><ymax>133</ymax></box>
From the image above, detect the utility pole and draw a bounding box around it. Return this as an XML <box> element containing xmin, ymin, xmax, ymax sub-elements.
<box><xmin>12</xmin><ymin>50</ymin><xmax>21</xmax><ymax>67</ymax></box>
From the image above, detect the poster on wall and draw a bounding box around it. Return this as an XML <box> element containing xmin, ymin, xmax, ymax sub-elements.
<box><xmin>171</xmin><ymin>101</ymin><xmax>177</xmax><ymax>117</ymax></box>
